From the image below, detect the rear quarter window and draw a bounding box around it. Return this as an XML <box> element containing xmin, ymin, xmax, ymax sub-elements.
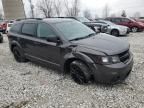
<box><xmin>10</xmin><ymin>23</ymin><xmax>22</xmax><ymax>33</ymax></box>
<box><xmin>22</xmin><ymin>23</ymin><xmax>37</xmax><ymax>37</ymax></box>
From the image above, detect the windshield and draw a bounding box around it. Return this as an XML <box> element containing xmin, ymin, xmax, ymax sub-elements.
<box><xmin>129</xmin><ymin>18</ymin><xmax>136</xmax><ymax>22</ymax></box>
<box><xmin>55</xmin><ymin>21</ymin><xmax>95</xmax><ymax>41</ymax></box>
<box><xmin>77</xmin><ymin>17</ymin><xmax>90</xmax><ymax>22</ymax></box>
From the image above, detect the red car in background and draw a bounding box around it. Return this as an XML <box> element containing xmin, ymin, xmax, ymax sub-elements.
<box><xmin>0</xmin><ymin>20</ymin><xmax>8</xmax><ymax>33</ymax></box>
<box><xmin>134</xmin><ymin>17</ymin><xmax>144</xmax><ymax>23</ymax></box>
<box><xmin>106</xmin><ymin>17</ymin><xmax>144</xmax><ymax>32</ymax></box>
<box><xmin>139</xmin><ymin>17</ymin><xmax>144</xmax><ymax>23</ymax></box>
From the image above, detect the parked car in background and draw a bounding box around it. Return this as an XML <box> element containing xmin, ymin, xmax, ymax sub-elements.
<box><xmin>56</xmin><ymin>17</ymin><xmax>108</xmax><ymax>33</ymax></box>
<box><xmin>139</xmin><ymin>17</ymin><xmax>144</xmax><ymax>23</ymax></box>
<box><xmin>6</xmin><ymin>20</ymin><xmax>15</xmax><ymax>33</ymax></box>
<box><xmin>133</xmin><ymin>18</ymin><xmax>144</xmax><ymax>24</ymax></box>
<box><xmin>8</xmin><ymin>18</ymin><xmax>133</xmax><ymax>84</ymax></box>
<box><xmin>0</xmin><ymin>33</ymin><xmax>3</xmax><ymax>43</ymax></box>
<box><xmin>96</xmin><ymin>20</ymin><xmax>130</xmax><ymax>36</ymax></box>
<box><xmin>84</xmin><ymin>21</ymin><xmax>108</xmax><ymax>33</ymax></box>
<box><xmin>0</xmin><ymin>20</ymin><xmax>7</xmax><ymax>33</ymax></box>
<box><xmin>106</xmin><ymin>17</ymin><xmax>144</xmax><ymax>32</ymax></box>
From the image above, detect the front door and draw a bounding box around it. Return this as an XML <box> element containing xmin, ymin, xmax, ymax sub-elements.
<box><xmin>34</xmin><ymin>22</ymin><xmax>61</xmax><ymax>65</ymax></box>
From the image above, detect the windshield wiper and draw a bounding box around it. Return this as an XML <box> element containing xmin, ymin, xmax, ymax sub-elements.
<box><xmin>70</xmin><ymin>33</ymin><xmax>96</xmax><ymax>41</ymax></box>
<box><xmin>70</xmin><ymin>37</ymin><xmax>86</xmax><ymax>41</ymax></box>
<box><xmin>87</xmin><ymin>33</ymin><xmax>96</xmax><ymax>37</ymax></box>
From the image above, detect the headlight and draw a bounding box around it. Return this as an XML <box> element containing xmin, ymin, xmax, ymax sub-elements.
<box><xmin>111</xmin><ymin>56</ymin><xmax>120</xmax><ymax>63</ymax></box>
<box><xmin>101</xmin><ymin>57</ymin><xmax>110</xmax><ymax>63</ymax></box>
<box><xmin>108</xmin><ymin>26</ymin><xmax>111</xmax><ymax>29</ymax></box>
<box><xmin>102</xmin><ymin>56</ymin><xmax>120</xmax><ymax>64</ymax></box>
<box><xmin>89</xmin><ymin>55</ymin><xmax>121</xmax><ymax>65</ymax></box>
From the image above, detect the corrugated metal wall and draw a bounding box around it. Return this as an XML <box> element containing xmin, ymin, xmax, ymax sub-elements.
<box><xmin>2</xmin><ymin>0</ymin><xmax>25</xmax><ymax>20</ymax></box>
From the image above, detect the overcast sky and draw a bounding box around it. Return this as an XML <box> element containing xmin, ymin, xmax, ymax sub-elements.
<box><xmin>81</xmin><ymin>0</ymin><xmax>144</xmax><ymax>17</ymax></box>
<box><xmin>1</xmin><ymin>0</ymin><xmax>144</xmax><ymax>18</ymax></box>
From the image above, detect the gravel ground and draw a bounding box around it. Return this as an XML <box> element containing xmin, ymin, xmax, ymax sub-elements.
<box><xmin>0</xmin><ymin>32</ymin><xmax>144</xmax><ymax>108</ymax></box>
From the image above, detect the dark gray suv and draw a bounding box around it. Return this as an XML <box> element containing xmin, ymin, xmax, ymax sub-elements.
<box><xmin>8</xmin><ymin>18</ymin><xmax>133</xmax><ymax>84</ymax></box>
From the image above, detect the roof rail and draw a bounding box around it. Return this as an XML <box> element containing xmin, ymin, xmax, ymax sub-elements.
<box><xmin>16</xmin><ymin>18</ymin><xmax>42</xmax><ymax>21</ymax></box>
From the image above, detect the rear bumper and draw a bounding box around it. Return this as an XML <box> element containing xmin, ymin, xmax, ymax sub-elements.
<box><xmin>0</xmin><ymin>29</ymin><xmax>3</xmax><ymax>32</ymax></box>
<box><xmin>91</xmin><ymin>54</ymin><xmax>133</xmax><ymax>84</ymax></box>
<box><xmin>0</xmin><ymin>29</ymin><xmax>6</xmax><ymax>32</ymax></box>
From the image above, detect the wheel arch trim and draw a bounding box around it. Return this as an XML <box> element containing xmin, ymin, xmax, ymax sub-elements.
<box><xmin>10</xmin><ymin>41</ymin><xmax>23</xmax><ymax>52</ymax></box>
<box><xmin>63</xmin><ymin>52</ymin><xmax>97</xmax><ymax>74</ymax></box>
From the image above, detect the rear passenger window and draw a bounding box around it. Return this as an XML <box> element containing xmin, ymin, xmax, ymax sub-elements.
<box><xmin>37</xmin><ymin>23</ymin><xmax>56</xmax><ymax>39</ymax></box>
<box><xmin>10</xmin><ymin>23</ymin><xmax>22</xmax><ymax>33</ymax></box>
<box><xmin>111</xmin><ymin>18</ymin><xmax>121</xmax><ymax>23</ymax></box>
<box><xmin>22</xmin><ymin>23</ymin><xmax>36</xmax><ymax>36</ymax></box>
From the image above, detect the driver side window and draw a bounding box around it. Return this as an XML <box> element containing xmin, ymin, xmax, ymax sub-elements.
<box><xmin>37</xmin><ymin>23</ymin><xmax>56</xmax><ymax>39</ymax></box>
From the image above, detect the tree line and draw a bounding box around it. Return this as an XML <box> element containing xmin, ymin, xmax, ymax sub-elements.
<box><xmin>0</xmin><ymin>0</ymin><xmax>142</xmax><ymax>19</ymax></box>
<box><xmin>34</xmin><ymin>0</ymin><xmax>80</xmax><ymax>18</ymax></box>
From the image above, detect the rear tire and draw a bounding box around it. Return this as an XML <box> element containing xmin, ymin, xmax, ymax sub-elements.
<box><xmin>13</xmin><ymin>47</ymin><xmax>27</xmax><ymax>63</ymax></box>
<box><xmin>70</xmin><ymin>60</ymin><xmax>91</xmax><ymax>84</ymax></box>
<box><xmin>111</xmin><ymin>29</ymin><xmax>119</xmax><ymax>36</ymax></box>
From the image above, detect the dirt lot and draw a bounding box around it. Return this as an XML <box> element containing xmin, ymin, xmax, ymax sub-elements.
<box><xmin>0</xmin><ymin>32</ymin><xmax>144</xmax><ymax>108</ymax></box>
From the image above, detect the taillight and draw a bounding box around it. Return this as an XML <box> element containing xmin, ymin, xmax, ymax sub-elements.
<box><xmin>3</xmin><ymin>24</ymin><xmax>6</xmax><ymax>27</ymax></box>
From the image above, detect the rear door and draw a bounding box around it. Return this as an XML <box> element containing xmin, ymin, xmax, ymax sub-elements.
<box><xmin>120</xmin><ymin>18</ymin><xmax>131</xmax><ymax>27</ymax></box>
<box><xmin>111</xmin><ymin>18</ymin><xmax>122</xmax><ymax>25</ymax></box>
<box><xmin>8</xmin><ymin>22</ymin><xmax>23</xmax><ymax>47</ymax></box>
<box><xmin>20</xmin><ymin>22</ymin><xmax>38</xmax><ymax>57</ymax></box>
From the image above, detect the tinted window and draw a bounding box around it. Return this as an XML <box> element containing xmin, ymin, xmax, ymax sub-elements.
<box><xmin>122</xmin><ymin>18</ymin><xmax>130</xmax><ymax>22</ymax></box>
<box><xmin>55</xmin><ymin>21</ymin><xmax>95</xmax><ymax>40</ymax></box>
<box><xmin>10</xmin><ymin>23</ymin><xmax>22</xmax><ymax>33</ymax></box>
<box><xmin>37</xmin><ymin>23</ymin><xmax>56</xmax><ymax>39</ymax></box>
<box><xmin>22</xmin><ymin>23</ymin><xmax>36</xmax><ymax>36</ymax></box>
<box><xmin>111</xmin><ymin>18</ymin><xmax>121</xmax><ymax>23</ymax></box>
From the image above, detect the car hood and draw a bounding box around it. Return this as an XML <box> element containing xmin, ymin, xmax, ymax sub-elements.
<box><xmin>73</xmin><ymin>33</ymin><xmax>129</xmax><ymax>55</ymax></box>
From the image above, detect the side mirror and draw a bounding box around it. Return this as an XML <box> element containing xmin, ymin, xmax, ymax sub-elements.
<box><xmin>47</xmin><ymin>36</ymin><xmax>61</xmax><ymax>44</ymax></box>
